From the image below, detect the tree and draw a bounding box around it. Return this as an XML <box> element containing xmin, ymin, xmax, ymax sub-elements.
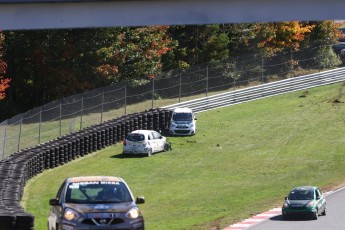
<box><xmin>94</xmin><ymin>26</ymin><xmax>175</xmax><ymax>86</ymax></box>
<box><xmin>223</xmin><ymin>23</ymin><xmax>259</xmax><ymax>57</ymax></box>
<box><xmin>302</xmin><ymin>21</ymin><xmax>342</xmax><ymax>68</ymax></box>
<box><xmin>255</xmin><ymin>21</ymin><xmax>314</xmax><ymax>56</ymax></box>
<box><xmin>303</xmin><ymin>20</ymin><xmax>341</xmax><ymax>46</ymax></box>
<box><xmin>165</xmin><ymin>25</ymin><xmax>230</xmax><ymax>69</ymax></box>
<box><xmin>1</xmin><ymin>26</ymin><xmax>175</xmax><ymax>119</ymax></box>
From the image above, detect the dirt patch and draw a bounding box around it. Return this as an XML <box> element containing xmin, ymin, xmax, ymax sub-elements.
<box><xmin>333</xmin><ymin>99</ymin><xmax>343</xmax><ymax>103</ymax></box>
<box><xmin>299</xmin><ymin>90</ymin><xmax>310</xmax><ymax>98</ymax></box>
<box><xmin>332</xmin><ymin>82</ymin><xmax>345</xmax><ymax>104</ymax></box>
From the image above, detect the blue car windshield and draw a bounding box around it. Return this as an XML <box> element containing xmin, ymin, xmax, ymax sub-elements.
<box><xmin>65</xmin><ymin>181</ymin><xmax>133</xmax><ymax>204</ymax></box>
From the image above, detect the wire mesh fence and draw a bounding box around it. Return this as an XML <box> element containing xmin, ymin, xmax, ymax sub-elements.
<box><xmin>0</xmin><ymin>43</ymin><xmax>342</xmax><ymax>159</ymax></box>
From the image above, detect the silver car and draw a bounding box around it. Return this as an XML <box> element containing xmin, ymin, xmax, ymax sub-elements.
<box><xmin>48</xmin><ymin>176</ymin><xmax>145</xmax><ymax>230</ymax></box>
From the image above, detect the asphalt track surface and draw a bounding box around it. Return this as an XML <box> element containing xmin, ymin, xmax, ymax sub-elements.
<box><xmin>225</xmin><ymin>186</ymin><xmax>345</xmax><ymax>230</ymax></box>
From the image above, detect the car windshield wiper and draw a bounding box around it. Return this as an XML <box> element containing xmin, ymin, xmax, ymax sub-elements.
<box><xmin>67</xmin><ymin>200</ymin><xmax>90</xmax><ymax>204</ymax></box>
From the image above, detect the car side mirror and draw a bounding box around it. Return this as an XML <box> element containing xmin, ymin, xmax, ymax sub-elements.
<box><xmin>316</xmin><ymin>195</ymin><xmax>320</xmax><ymax>200</ymax></box>
<box><xmin>136</xmin><ymin>196</ymin><xmax>145</xmax><ymax>204</ymax></box>
<box><xmin>285</xmin><ymin>197</ymin><xmax>287</xmax><ymax>200</ymax></box>
<box><xmin>49</xmin><ymin>198</ymin><xmax>60</xmax><ymax>206</ymax></box>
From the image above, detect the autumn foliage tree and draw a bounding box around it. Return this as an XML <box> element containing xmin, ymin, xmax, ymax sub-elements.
<box><xmin>0</xmin><ymin>21</ymin><xmax>342</xmax><ymax>121</ymax></box>
<box><xmin>0</xmin><ymin>32</ymin><xmax>10</xmax><ymax>100</ymax></box>
<box><xmin>255</xmin><ymin>21</ymin><xmax>315</xmax><ymax>56</ymax></box>
<box><xmin>303</xmin><ymin>20</ymin><xmax>341</xmax><ymax>45</ymax></box>
<box><xmin>2</xmin><ymin>27</ymin><xmax>174</xmax><ymax>114</ymax></box>
<box><xmin>302</xmin><ymin>21</ymin><xmax>342</xmax><ymax>68</ymax></box>
<box><xmin>95</xmin><ymin>26</ymin><xmax>175</xmax><ymax>86</ymax></box>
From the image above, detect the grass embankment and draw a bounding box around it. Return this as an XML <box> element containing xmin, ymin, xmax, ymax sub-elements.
<box><xmin>22</xmin><ymin>82</ymin><xmax>345</xmax><ymax>230</ymax></box>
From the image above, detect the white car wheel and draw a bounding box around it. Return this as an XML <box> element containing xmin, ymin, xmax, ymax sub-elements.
<box><xmin>147</xmin><ymin>148</ymin><xmax>153</xmax><ymax>157</ymax></box>
<box><xmin>164</xmin><ymin>142</ymin><xmax>171</xmax><ymax>151</ymax></box>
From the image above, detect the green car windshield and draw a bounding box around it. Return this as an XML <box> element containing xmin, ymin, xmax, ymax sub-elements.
<box><xmin>288</xmin><ymin>189</ymin><xmax>314</xmax><ymax>200</ymax></box>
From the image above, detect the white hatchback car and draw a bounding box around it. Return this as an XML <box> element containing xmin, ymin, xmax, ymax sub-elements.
<box><xmin>123</xmin><ymin>130</ymin><xmax>170</xmax><ymax>157</ymax></box>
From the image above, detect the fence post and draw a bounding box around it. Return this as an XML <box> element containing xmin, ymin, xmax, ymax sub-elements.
<box><xmin>319</xmin><ymin>44</ymin><xmax>323</xmax><ymax>72</ymax></box>
<box><xmin>2</xmin><ymin>126</ymin><xmax>6</xmax><ymax>160</ymax></box>
<box><xmin>17</xmin><ymin>119</ymin><xmax>22</xmax><ymax>152</ymax></box>
<box><xmin>206</xmin><ymin>65</ymin><xmax>209</xmax><ymax>97</ymax></box>
<box><xmin>59</xmin><ymin>100</ymin><xmax>62</xmax><ymax>137</ymax></box>
<box><xmin>152</xmin><ymin>79</ymin><xmax>154</xmax><ymax>108</ymax></box>
<box><xmin>80</xmin><ymin>95</ymin><xmax>84</xmax><ymax>130</ymax></box>
<box><xmin>101</xmin><ymin>90</ymin><xmax>104</xmax><ymax>122</ymax></box>
<box><xmin>233</xmin><ymin>59</ymin><xmax>237</xmax><ymax>90</ymax></box>
<box><xmin>261</xmin><ymin>56</ymin><xmax>264</xmax><ymax>84</ymax></box>
<box><xmin>179</xmin><ymin>72</ymin><xmax>182</xmax><ymax>103</ymax></box>
<box><xmin>125</xmin><ymin>84</ymin><xmax>127</xmax><ymax>115</ymax></box>
<box><xmin>290</xmin><ymin>50</ymin><xmax>294</xmax><ymax>77</ymax></box>
<box><xmin>38</xmin><ymin>107</ymin><xmax>42</xmax><ymax>144</ymax></box>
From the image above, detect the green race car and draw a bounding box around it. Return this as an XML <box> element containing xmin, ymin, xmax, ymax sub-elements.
<box><xmin>282</xmin><ymin>186</ymin><xmax>326</xmax><ymax>220</ymax></box>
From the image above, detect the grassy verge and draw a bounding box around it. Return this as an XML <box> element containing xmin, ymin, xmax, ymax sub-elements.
<box><xmin>22</xmin><ymin>82</ymin><xmax>345</xmax><ymax>229</ymax></box>
<box><xmin>4</xmin><ymin>68</ymin><xmax>325</xmax><ymax>158</ymax></box>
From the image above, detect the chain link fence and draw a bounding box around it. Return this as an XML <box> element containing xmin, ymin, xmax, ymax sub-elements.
<box><xmin>0</xmin><ymin>43</ymin><xmax>342</xmax><ymax>159</ymax></box>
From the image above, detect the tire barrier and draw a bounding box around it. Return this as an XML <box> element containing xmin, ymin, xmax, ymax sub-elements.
<box><xmin>0</xmin><ymin>108</ymin><xmax>172</xmax><ymax>230</ymax></box>
<box><xmin>153</xmin><ymin>111</ymin><xmax>159</xmax><ymax>131</ymax></box>
<box><xmin>104</xmin><ymin>128</ymin><xmax>109</xmax><ymax>147</ymax></box>
<box><xmin>147</xmin><ymin>112</ymin><xmax>153</xmax><ymax>130</ymax></box>
<box><xmin>142</xmin><ymin>112</ymin><xmax>148</xmax><ymax>130</ymax></box>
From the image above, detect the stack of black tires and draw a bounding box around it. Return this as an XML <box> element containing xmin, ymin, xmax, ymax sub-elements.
<box><xmin>0</xmin><ymin>108</ymin><xmax>172</xmax><ymax>230</ymax></box>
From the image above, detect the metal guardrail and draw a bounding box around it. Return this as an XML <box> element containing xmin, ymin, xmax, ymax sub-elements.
<box><xmin>162</xmin><ymin>67</ymin><xmax>345</xmax><ymax>113</ymax></box>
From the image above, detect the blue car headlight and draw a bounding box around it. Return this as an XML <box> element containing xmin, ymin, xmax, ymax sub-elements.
<box><xmin>64</xmin><ymin>208</ymin><xmax>79</xmax><ymax>221</ymax></box>
<box><xmin>126</xmin><ymin>207</ymin><xmax>141</xmax><ymax>219</ymax></box>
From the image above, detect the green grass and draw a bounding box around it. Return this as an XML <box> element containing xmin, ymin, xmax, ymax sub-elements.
<box><xmin>22</xmin><ymin>82</ymin><xmax>345</xmax><ymax>230</ymax></box>
<box><xmin>4</xmin><ymin>68</ymin><xmax>323</xmax><ymax>158</ymax></box>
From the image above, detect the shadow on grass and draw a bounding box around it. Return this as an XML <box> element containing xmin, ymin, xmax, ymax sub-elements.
<box><xmin>110</xmin><ymin>149</ymin><xmax>172</xmax><ymax>159</ymax></box>
<box><xmin>110</xmin><ymin>154</ymin><xmax>147</xmax><ymax>159</ymax></box>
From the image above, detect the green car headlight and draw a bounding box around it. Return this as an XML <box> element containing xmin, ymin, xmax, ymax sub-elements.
<box><xmin>283</xmin><ymin>202</ymin><xmax>289</xmax><ymax>208</ymax></box>
<box><xmin>306</xmin><ymin>201</ymin><xmax>316</xmax><ymax>208</ymax></box>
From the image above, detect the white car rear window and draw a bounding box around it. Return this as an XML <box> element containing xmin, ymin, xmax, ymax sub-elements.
<box><xmin>126</xmin><ymin>133</ymin><xmax>145</xmax><ymax>142</ymax></box>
